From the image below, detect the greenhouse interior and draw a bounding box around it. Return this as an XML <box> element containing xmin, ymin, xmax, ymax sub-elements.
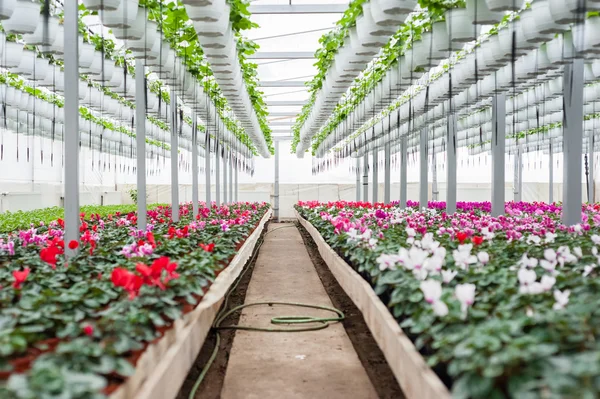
<box><xmin>1</xmin><ymin>0</ymin><xmax>600</xmax><ymax>397</ymax></box>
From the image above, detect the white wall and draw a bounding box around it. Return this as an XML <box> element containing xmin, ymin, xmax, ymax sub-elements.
<box><xmin>0</xmin><ymin>130</ymin><xmax>597</xmax><ymax>216</ymax></box>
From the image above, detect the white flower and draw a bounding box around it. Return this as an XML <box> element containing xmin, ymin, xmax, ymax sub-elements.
<box><xmin>406</xmin><ymin>227</ymin><xmax>416</xmax><ymax>237</ymax></box>
<box><xmin>420</xmin><ymin>280</ymin><xmax>442</xmax><ymax>304</ymax></box>
<box><xmin>528</xmin><ymin>282</ymin><xmax>544</xmax><ymax>295</ymax></box>
<box><xmin>423</xmin><ymin>256</ymin><xmax>444</xmax><ymax>274</ymax></box>
<box><xmin>573</xmin><ymin>224</ymin><xmax>583</xmax><ymax>234</ymax></box>
<box><xmin>420</xmin><ymin>233</ymin><xmax>440</xmax><ymax>251</ymax></box>
<box><xmin>455</xmin><ymin>283</ymin><xmax>476</xmax><ymax>316</ymax></box>
<box><xmin>545</xmin><ymin>232</ymin><xmax>557</xmax><ymax>243</ymax></box>
<box><xmin>592</xmin><ymin>235</ymin><xmax>600</xmax><ymax>245</ymax></box>
<box><xmin>518</xmin><ymin>254</ymin><xmax>538</xmax><ymax>268</ymax></box>
<box><xmin>376</xmin><ymin>254</ymin><xmax>400</xmax><ymax>271</ymax></box>
<box><xmin>453</xmin><ymin>244</ymin><xmax>478</xmax><ymax>270</ymax></box>
<box><xmin>442</xmin><ymin>269</ymin><xmax>458</xmax><ymax>283</ymax></box>
<box><xmin>518</xmin><ymin>268</ymin><xmax>537</xmax><ymax>293</ymax></box>
<box><xmin>540</xmin><ymin>258</ymin><xmax>557</xmax><ymax>274</ymax></box>
<box><xmin>412</xmin><ymin>268</ymin><xmax>429</xmax><ymax>281</ymax></box>
<box><xmin>540</xmin><ymin>275</ymin><xmax>556</xmax><ymax>292</ymax></box>
<box><xmin>526</xmin><ymin>235</ymin><xmax>542</xmax><ymax>245</ymax></box>
<box><xmin>574</xmin><ymin>247</ymin><xmax>583</xmax><ymax>259</ymax></box>
<box><xmin>556</xmin><ymin>246</ymin><xmax>578</xmax><ymax>266</ymax></box>
<box><xmin>544</xmin><ymin>248</ymin><xmax>557</xmax><ymax>262</ymax></box>
<box><xmin>432</xmin><ymin>300</ymin><xmax>449</xmax><ymax>317</ymax></box>
<box><xmin>477</xmin><ymin>251</ymin><xmax>489</xmax><ymax>264</ymax></box>
<box><xmin>399</xmin><ymin>247</ymin><xmax>430</xmax><ymax>271</ymax></box>
<box><xmin>481</xmin><ymin>227</ymin><xmax>495</xmax><ymax>240</ymax></box>
<box><xmin>553</xmin><ymin>289</ymin><xmax>570</xmax><ymax>310</ymax></box>
<box><xmin>583</xmin><ymin>264</ymin><xmax>596</xmax><ymax>277</ymax></box>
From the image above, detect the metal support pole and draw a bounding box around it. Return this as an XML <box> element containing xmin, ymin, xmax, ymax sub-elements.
<box><xmin>563</xmin><ymin>58</ymin><xmax>584</xmax><ymax>225</ymax></box>
<box><xmin>355</xmin><ymin>157</ymin><xmax>361</xmax><ymax>201</ymax></box>
<box><xmin>274</xmin><ymin>140</ymin><xmax>280</xmax><ymax>221</ymax></box>
<box><xmin>215</xmin><ymin>145</ymin><xmax>221</xmax><ymax>205</ymax></box>
<box><xmin>549</xmin><ymin>143</ymin><xmax>554</xmax><ymax>203</ymax></box>
<box><xmin>384</xmin><ymin>143</ymin><xmax>391</xmax><ymax>204</ymax></box>
<box><xmin>170</xmin><ymin>90</ymin><xmax>179</xmax><ymax>222</ymax></box>
<box><xmin>135</xmin><ymin>59</ymin><xmax>147</xmax><ymax>230</ymax></box>
<box><xmin>362</xmin><ymin>153</ymin><xmax>369</xmax><ymax>201</ymax></box>
<box><xmin>228</xmin><ymin>152</ymin><xmax>233</xmax><ymax>203</ymax></box>
<box><xmin>191</xmin><ymin>115</ymin><xmax>199</xmax><ymax>218</ymax></box>
<box><xmin>205</xmin><ymin>140</ymin><xmax>211</xmax><ymax>206</ymax></box>
<box><xmin>372</xmin><ymin>149</ymin><xmax>379</xmax><ymax>203</ymax></box>
<box><xmin>432</xmin><ymin>154</ymin><xmax>438</xmax><ymax>201</ymax></box>
<box><xmin>419</xmin><ymin>128</ymin><xmax>428</xmax><ymax>209</ymax></box>
<box><xmin>234</xmin><ymin>160</ymin><xmax>238</xmax><ymax>202</ymax></box>
<box><xmin>491</xmin><ymin>93</ymin><xmax>506</xmax><ymax>216</ymax></box>
<box><xmin>589</xmin><ymin>131</ymin><xmax>594</xmax><ymax>203</ymax></box>
<box><xmin>400</xmin><ymin>134</ymin><xmax>407</xmax><ymax>208</ymax></box>
<box><xmin>64</xmin><ymin>0</ymin><xmax>80</xmax><ymax>257</ymax></box>
<box><xmin>513</xmin><ymin>146</ymin><xmax>522</xmax><ymax>202</ymax></box>
<box><xmin>223</xmin><ymin>152</ymin><xmax>228</xmax><ymax>204</ymax></box>
<box><xmin>446</xmin><ymin>114</ymin><xmax>457</xmax><ymax>214</ymax></box>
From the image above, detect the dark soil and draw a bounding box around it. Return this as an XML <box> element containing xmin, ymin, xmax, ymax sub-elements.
<box><xmin>296</xmin><ymin>222</ymin><xmax>405</xmax><ymax>399</ymax></box>
<box><xmin>178</xmin><ymin>220</ymin><xmax>404</xmax><ymax>399</ymax></box>
<box><xmin>176</xmin><ymin>222</ymin><xmax>270</xmax><ymax>399</ymax></box>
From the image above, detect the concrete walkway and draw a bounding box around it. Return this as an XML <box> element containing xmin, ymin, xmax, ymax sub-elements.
<box><xmin>221</xmin><ymin>223</ymin><xmax>378</xmax><ymax>399</ymax></box>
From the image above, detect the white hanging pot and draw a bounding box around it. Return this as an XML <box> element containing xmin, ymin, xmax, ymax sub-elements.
<box><xmin>125</xmin><ymin>21</ymin><xmax>159</xmax><ymax>51</ymax></box>
<box><xmin>370</xmin><ymin>0</ymin><xmax>407</xmax><ymax>26</ymax></box>
<box><xmin>519</xmin><ymin>9</ymin><xmax>553</xmax><ymax>44</ymax></box>
<box><xmin>79</xmin><ymin>42</ymin><xmax>96</xmax><ymax>68</ymax></box>
<box><xmin>445</xmin><ymin>8</ymin><xmax>481</xmax><ymax>43</ymax></box>
<box><xmin>359</xmin><ymin>3</ymin><xmax>396</xmax><ymax>38</ymax></box>
<box><xmin>39</xmin><ymin>24</ymin><xmax>68</xmax><ymax>56</ymax></box>
<box><xmin>529</xmin><ymin>0</ymin><xmax>567</xmax><ymax>35</ymax></box>
<box><xmin>131</xmin><ymin>34</ymin><xmax>161</xmax><ymax>60</ymax></box>
<box><xmin>10</xmin><ymin>50</ymin><xmax>36</xmax><ymax>75</ymax></box>
<box><xmin>485</xmin><ymin>0</ymin><xmax>523</xmax><ymax>12</ymax></box>
<box><xmin>2</xmin><ymin>0</ymin><xmax>40</xmax><ymax>34</ymax></box>
<box><xmin>81</xmin><ymin>0</ymin><xmax>120</xmax><ymax>11</ymax></box>
<box><xmin>185</xmin><ymin>0</ymin><xmax>226</xmax><ymax>22</ymax></box>
<box><xmin>466</xmin><ymin>0</ymin><xmax>503</xmax><ymax>25</ymax></box>
<box><xmin>548</xmin><ymin>0</ymin><xmax>599</xmax><ymax>24</ymax></box>
<box><xmin>349</xmin><ymin>28</ymin><xmax>379</xmax><ymax>56</ymax></box>
<box><xmin>22</xmin><ymin>15</ymin><xmax>59</xmax><ymax>46</ymax></box>
<box><xmin>0</xmin><ymin>36</ymin><xmax>24</xmax><ymax>68</ymax></box>
<box><xmin>545</xmin><ymin>33</ymin><xmax>575</xmax><ymax>65</ymax></box>
<box><xmin>193</xmin><ymin>6</ymin><xmax>230</xmax><ymax>38</ymax></box>
<box><xmin>100</xmin><ymin>0</ymin><xmax>139</xmax><ymax>29</ymax></box>
<box><xmin>0</xmin><ymin>0</ymin><xmax>16</xmax><ymax>20</ymax></box>
<box><xmin>200</xmin><ymin>25</ymin><xmax>234</xmax><ymax>49</ymax></box>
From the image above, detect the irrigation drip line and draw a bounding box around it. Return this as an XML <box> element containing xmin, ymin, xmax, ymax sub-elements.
<box><xmin>188</xmin><ymin>223</ymin><xmax>345</xmax><ymax>399</ymax></box>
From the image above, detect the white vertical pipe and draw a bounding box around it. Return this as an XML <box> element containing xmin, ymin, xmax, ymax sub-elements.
<box><xmin>362</xmin><ymin>153</ymin><xmax>369</xmax><ymax>201</ymax></box>
<box><xmin>589</xmin><ymin>131</ymin><xmax>594</xmax><ymax>203</ymax></box>
<box><xmin>223</xmin><ymin>151</ymin><xmax>228</xmax><ymax>204</ymax></box>
<box><xmin>192</xmin><ymin>115</ymin><xmax>198</xmax><ymax>218</ymax></box>
<box><xmin>400</xmin><ymin>134</ymin><xmax>407</xmax><ymax>208</ymax></box>
<box><xmin>205</xmin><ymin>137</ymin><xmax>211</xmax><ymax>205</ymax></box>
<box><xmin>215</xmin><ymin>143</ymin><xmax>221</xmax><ymax>205</ymax></box>
<box><xmin>274</xmin><ymin>140</ymin><xmax>280</xmax><ymax>221</ymax></box>
<box><xmin>384</xmin><ymin>142</ymin><xmax>391</xmax><ymax>204</ymax></box>
<box><xmin>419</xmin><ymin>128</ymin><xmax>428</xmax><ymax>209</ymax></box>
<box><xmin>355</xmin><ymin>157</ymin><xmax>361</xmax><ymax>201</ymax></box>
<box><xmin>491</xmin><ymin>93</ymin><xmax>506</xmax><ymax>217</ymax></box>
<box><xmin>170</xmin><ymin>90</ymin><xmax>179</xmax><ymax>222</ymax></box>
<box><xmin>228</xmin><ymin>151</ymin><xmax>233</xmax><ymax>203</ymax></box>
<box><xmin>135</xmin><ymin>59</ymin><xmax>147</xmax><ymax>230</ymax></box>
<box><xmin>64</xmin><ymin>0</ymin><xmax>80</xmax><ymax>257</ymax></box>
<box><xmin>549</xmin><ymin>143</ymin><xmax>554</xmax><ymax>203</ymax></box>
<box><xmin>446</xmin><ymin>114</ymin><xmax>457</xmax><ymax>214</ymax></box>
<box><xmin>562</xmin><ymin>58</ymin><xmax>584</xmax><ymax>225</ymax></box>
<box><xmin>372</xmin><ymin>149</ymin><xmax>378</xmax><ymax>203</ymax></box>
<box><xmin>234</xmin><ymin>159</ymin><xmax>238</xmax><ymax>202</ymax></box>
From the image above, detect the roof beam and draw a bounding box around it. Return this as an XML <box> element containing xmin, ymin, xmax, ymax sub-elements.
<box><xmin>260</xmin><ymin>80</ymin><xmax>308</xmax><ymax>87</ymax></box>
<box><xmin>269</xmin><ymin>122</ymin><xmax>295</xmax><ymax>126</ymax></box>
<box><xmin>268</xmin><ymin>112</ymin><xmax>298</xmax><ymax>117</ymax></box>
<box><xmin>248</xmin><ymin>4</ymin><xmax>346</xmax><ymax>14</ymax></box>
<box><xmin>267</xmin><ymin>100</ymin><xmax>307</xmax><ymax>106</ymax></box>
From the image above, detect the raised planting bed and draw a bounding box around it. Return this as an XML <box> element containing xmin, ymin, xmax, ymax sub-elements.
<box><xmin>295</xmin><ymin>200</ymin><xmax>600</xmax><ymax>398</ymax></box>
<box><xmin>0</xmin><ymin>202</ymin><xmax>271</xmax><ymax>398</ymax></box>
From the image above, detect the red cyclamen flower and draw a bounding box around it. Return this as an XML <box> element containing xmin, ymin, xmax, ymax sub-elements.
<box><xmin>200</xmin><ymin>243</ymin><xmax>215</xmax><ymax>252</ymax></box>
<box><xmin>456</xmin><ymin>232</ymin><xmax>468</xmax><ymax>243</ymax></box>
<box><xmin>12</xmin><ymin>268</ymin><xmax>30</xmax><ymax>289</ymax></box>
<box><xmin>83</xmin><ymin>325</ymin><xmax>94</xmax><ymax>337</ymax></box>
<box><xmin>472</xmin><ymin>236</ymin><xmax>484</xmax><ymax>246</ymax></box>
<box><xmin>68</xmin><ymin>240</ymin><xmax>79</xmax><ymax>250</ymax></box>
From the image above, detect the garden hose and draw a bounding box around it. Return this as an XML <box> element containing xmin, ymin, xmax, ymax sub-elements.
<box><xmin>188</xmin><ymin>224</ymin><xmax>345</xmax><ymax>399</ymax></box>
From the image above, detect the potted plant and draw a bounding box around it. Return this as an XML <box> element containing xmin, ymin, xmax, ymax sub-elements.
<box><xmin>466</xmin><ymin>0</ymin><xmax>504</xmax><ymax>25</ymax></box>
<box><xmin>445</xmin><ymin>8</ymin><xmax>481</xmax><ymax>43</ymax></box>
<box><xmin>0</xmin><ymin>0</ymin><xmax>16</xmax><ymax>20</ymax></box>
<box><xmin>1</xmin><ymin>0</ymin><xmax>40</xmax><ymax>34</ymax></box>
<box><xmin>100</xmin><ymin>0</ymin><xmax>139</xmax><ymax>29</ymax></box>
<box><xmin>355</xmin><ymin>3</ymin><xmax>393</xmax><ymax>47</ymax></box>
<box><xmin>0</xmin><ymin>34</ymin><xmax>24</xmax><ymax>68</ymax></box>
<box><xmin>184</xmin><ymin>0</ymin><xmax>227</xmax><ymax>22</ymax></box>
<box><xmin>22</xmin><ymin>15</ymin><xmax>59</xmax><ymax>46</ymax></box>
<box><xmin>82</xmin><ymin>0</ymin><xmax>120</xmax><ymax>11</ymax></box>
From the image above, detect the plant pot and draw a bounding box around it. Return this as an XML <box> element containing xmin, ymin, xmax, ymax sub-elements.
<box><xmin>359</xmin><ymin>3</ymin><xmax>396</xmax><ymax>38</ymax></box>
<box><xmin>193</xmin><ymin>6</ymin><xmax>230</xmax><ymax>38</ymax></box>
<box><xmin>445</xmin><ymin>8</ymin><xmax>481</xmax><ymax>43</ymax></box>
<box><xmin>2</xmin><ymin>0</ymin><xmax>40</xmax><ymax>34</ymax></box>
<box><xmin>370</xmin><ymin>0</ymin><xmax>408</xmax><ymax>27</ymax></box>
<box><xmin>22</xmin><ymin>15</ymin><xmax>59</xmax><ymax>46</ymax></box>
<box><xmin>519</xmin><ymin>9</ymin><xmax>553</xmax><ymax>44</ymax></box>
<box><xmin>572</xmin><ymin>18</ymin><xmax>600</xmax><ymax>55</ymax></box>
<box><xmin>79</xmin><ymin>42</ymin><xmax>96</xmax><ymax>68</ymax></box>
<box><xmin>100</xmin><ymin>0</ymin><xmax>139</xmax><ymax>29</ymax></box>
<box><xmin>0</xmin><ymin>0</ymin><xmax>16</xmax><ymax>20</ymax></box>
<box><xmin>184</xmin><ymin>0</ymin><xmax>227</xmax><ymax>22</ymax></box>
<box><xmin>529</xmin><ymin>0</ymin><xmax>567</xmax><ymax>35</ymax></box>
<box><xmin>548</xmin><ymin>0</ymin><xmax>600</xmax><ymax>24</ymax></box>
<box><xmin>81</xmin><ymin>0</ymin><xmax>120</xmax><ymax>11</ymax></box>
<box><xmin>545</xmin><ymin>33</ymin><xmax>576</xmax><ymax>65</ymax></box>
<box><xmin>124</xmin><ymin>21</ymin><xmax>159</xmax><ymax>51</ymax></box>
<box><xmin>0</xmin><ymin>35</ymin><xmax>24</xmax><ymax>68</ymax></box>
<box><xmin>485</xmin><ymin>0</ymin><xmax>524</xmax><ymax>11</ymax></box>
<box><xmin>349</xmin><ymin>28</ymin><xmax>380</xmax><ymax>56</ymax></box>
<box><xmin>466</xmin><ymin>0</ymin><xmax>504</xmax><ymax>24</ymax></box>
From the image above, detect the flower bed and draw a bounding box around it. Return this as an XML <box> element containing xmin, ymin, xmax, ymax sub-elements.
<box><xmin>0</xmin><ymin>202</ymin><xmax>270</xmax><ymax>398</ymax></box>
<box><xmin>295</xmin><ymin>200</ymin><xmax>600</xmax><ymax>398</ymax></box>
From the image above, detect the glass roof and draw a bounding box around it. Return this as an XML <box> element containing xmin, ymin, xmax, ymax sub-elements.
<box><xmin>249</xmin><ymin>0</ymin><xmax>349</xmax><ymax>137</ymax></box>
